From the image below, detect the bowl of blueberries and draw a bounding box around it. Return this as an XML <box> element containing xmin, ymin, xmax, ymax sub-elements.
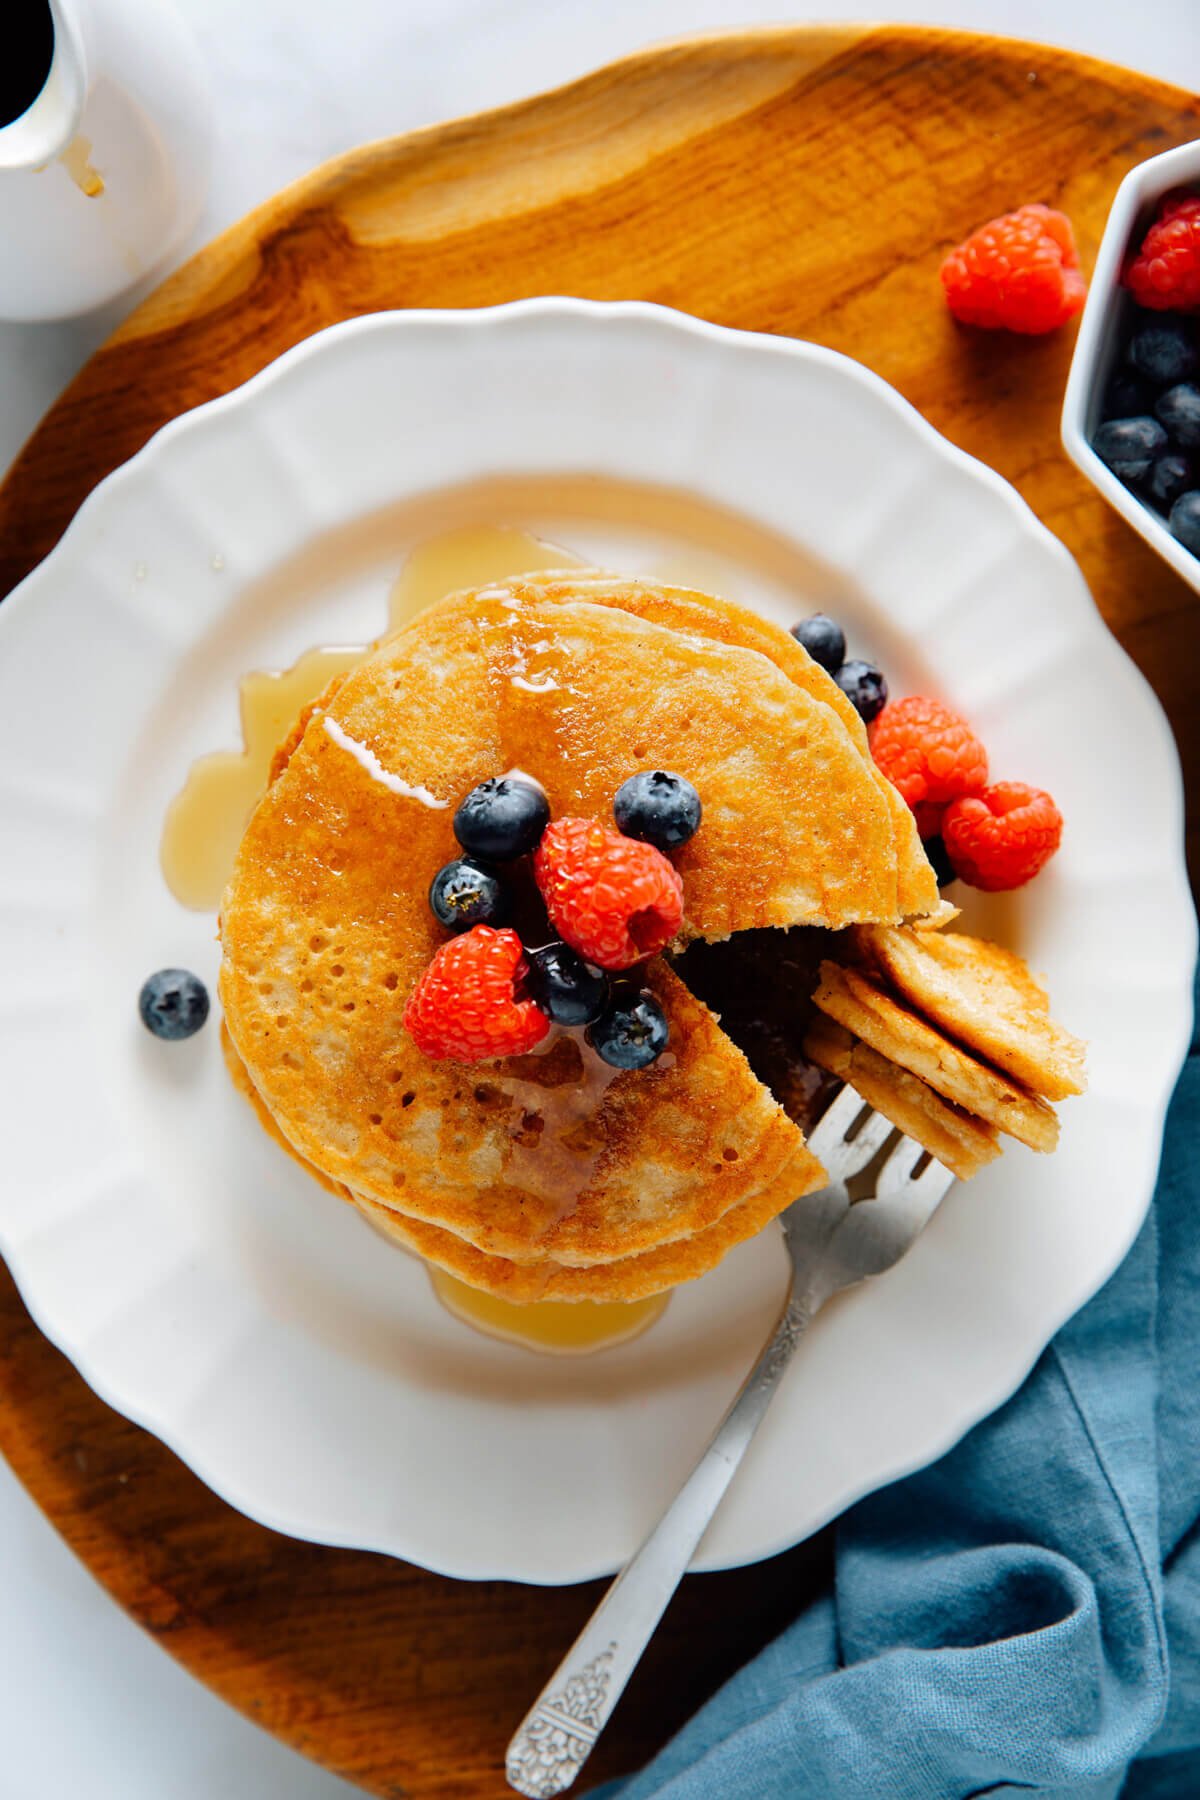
<box><xmin>1062</xmin><ymin>139</ymin><xmax>1200</xmax><ymax>591</ymax></box>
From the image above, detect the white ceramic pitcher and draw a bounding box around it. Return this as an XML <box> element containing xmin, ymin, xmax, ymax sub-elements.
<box><xmin>0</xmin><ymin>0</ymin><xmax>212</xmax><ymax>321</ymax></box>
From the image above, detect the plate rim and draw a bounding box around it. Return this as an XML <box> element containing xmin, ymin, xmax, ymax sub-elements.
<box><xmin>0</xmin><ymin>298</ymin><xmax>1194</xmax><ymax>1584</ymax></box>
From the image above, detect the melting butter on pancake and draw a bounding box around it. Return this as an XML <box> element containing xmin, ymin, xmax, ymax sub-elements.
<box><xmin>854</xmin><ymin>925</ymin><xmax>1086</xmax><ymax>1101</ymax></box>
<box><xmin>812</xmin><ymin>961</ymin><xmax>1059</xmax><ymax>1153</ymax></box>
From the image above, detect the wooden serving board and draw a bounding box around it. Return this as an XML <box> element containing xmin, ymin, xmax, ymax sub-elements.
<box><xmin>1</xmin><ymin>25</ymin><xmax>1197</xmax><ymax>1799</ymax></box>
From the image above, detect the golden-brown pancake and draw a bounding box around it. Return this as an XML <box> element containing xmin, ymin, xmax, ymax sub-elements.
<box><xmin>854</xmin><ymin>925</ymin><xmax>1087</xmax><ymax>1101</ymax></box>
<box><xmin>401</xmin><ymin>581</ymin><xmax>936</xmax><ymax>936</ymax></box>
<box><xmin>468</xmin><ymin>571</ymin><xmax>938</xmax><ymax>925</ymax></box>
<box><xmin>220</xmin><ymin>580</ymin><xmax>934</xmax><ymax>1264</ymax></box>
<box><xmin>224</xmin><ymin>910</ymin><xmax>821</xmax><ymax>1264</ymax></box>
<box><xmin>812</xmin><ymin>961</ymin><xmax>1059</xmax><ymax>1152</ymax></box>
<box><xmin>352</xmin><ymin>1172</ymin><xmax>804</xmax><ymax>1303</ymax></box>
<box><xmin>224</xmin><ymin>1019</ymin><xmax>805</xmax><ymax>1302</ymax></box>
<box><xmin>804</xmin><ymin>1014</ymin><xmax>1001</xmax><ymax>1182</ymax></box>
<box><xmin>222</xmin><ymin>1021</ymin><xmax>354</xmax><ymax>1203</ymax></box>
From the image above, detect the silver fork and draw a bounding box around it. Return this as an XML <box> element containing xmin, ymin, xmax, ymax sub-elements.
<box><xmin>505</xmin><ymin>1086</ymin><xmax>955</xmax><ymax>1799</ymax></box>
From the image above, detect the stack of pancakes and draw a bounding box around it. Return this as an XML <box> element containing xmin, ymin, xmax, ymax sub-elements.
<box><xmin>219</xmin><ymin>573</ymin><xmax>948</xmax><ymax>1303</ymax></box>
<box><xmin>805</xmin><ymin>922</ymin><xmax>1087</xmax><ymax>1180</ymax></box>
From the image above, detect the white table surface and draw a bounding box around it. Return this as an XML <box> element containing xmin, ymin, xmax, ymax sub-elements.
<box><xmin>0</xmin><ymin>3</ymin><xmax>1195</xmax><ymax>1795</ymax></box>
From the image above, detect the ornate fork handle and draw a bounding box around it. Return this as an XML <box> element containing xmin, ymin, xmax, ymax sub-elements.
<box><xmin>505</xmin><ymin>1288</ymin><xmax>816</xmax><ymax>1798</ymax></box>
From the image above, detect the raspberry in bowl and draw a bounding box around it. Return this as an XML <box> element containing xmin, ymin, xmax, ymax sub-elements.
<box><xmin>1062</xmin><ymin>138</ymin><xmax>1200</xmax><ymax>593</ymax></box>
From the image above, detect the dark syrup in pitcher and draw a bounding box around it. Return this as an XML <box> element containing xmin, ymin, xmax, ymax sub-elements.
<box><xmin>1</xmin><ymin>2</ymin><xmax>56</xmax><ymax>129</ymax></box>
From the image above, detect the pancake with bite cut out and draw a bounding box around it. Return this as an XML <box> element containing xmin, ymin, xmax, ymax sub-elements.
<box><xmin>220</xmin><ymin>580</ymin><xmax>940</xmax><ymax>1265</ymax></box>
<box><xmin>224</xmin><ymin>579</ymin><xmax>935</xmax><ymax>1267</ymax></box>
<box><xmin>854</xmin><ymin>924</ymin><xmax>1086</xmax><ymax>1101</ymax></box>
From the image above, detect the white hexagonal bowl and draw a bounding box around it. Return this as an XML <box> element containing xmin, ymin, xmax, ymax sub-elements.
<box><xmin>1062</xmin><ymin>137</ymin><xmax>1200</xmax><ymax>592</ymax></box>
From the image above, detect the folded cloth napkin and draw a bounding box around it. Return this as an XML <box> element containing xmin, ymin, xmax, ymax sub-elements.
<box><xmin>596</xmin><ymin>967</ymin><xmax>1198</xmax><ymax>1800</ymax></box>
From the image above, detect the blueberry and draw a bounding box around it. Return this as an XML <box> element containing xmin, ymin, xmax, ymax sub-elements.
<box><xmin>1092</xmin><ymin>416</ymin><xmax>1168</xmax><ymax>486</ymax></box>
<box><xmin>1169</xmin><ymin>491</ymin><xmax>1200</xmax><ymax>556</ymax></box>
<box><xmin>139</xmin><ymin>968</ymin><xmax>209</xmax><ymax>1041</ymax></box>
<box><xmin>923</xmin><ymin>835</ymin><xmax>958</xmax><ymax>889</ymax></box>
<box><xmin>1102</xmin><ymin>371</ymin><xmax>1154</xmax><ymax>420</ymax></box>
<box><xmin>1147</xmin><ymin>452</ymin><xmax>1194</xmax><ymax>509</ymax></box>
<box><xmin>453</xmin><ymin>775</ymin><xmax>550</xmax><ymax>861</ymax></box>
<box><xmin>789</xmin><ymin>612</ymin><xmax>846</xmax><ymax>674</ymax></box>
<box><xmin>1127</xmin><ymin>315</ymin><xmax>1198</xmax><ymax>386</ymax></box>
<box><xmin>429</xmin><ymin>856</ymin><xmax>508</xmax><ymax>930</ymax></box>
<box><xmin>834</xmin><ymin>659</ymin><xmax>888</xmax><ymax>724</ymax></box>
<box><xmin>1155</xmin><ymin>382</ymin><xmax>1200</xmax><ymax>449</ymax></box>
<box><xmin>613</xmin><ymin>770</ymin><xmax>702</xmax><ymax>851</ymax></box>
<box><xmin>526</xmin><ymin>942</ymin><xmax>610</xmax><ymax>1027</ymax></box>
<box><xmin>588</xmin><ymin>987</ymin><xmax>670</xmax><ymax>1070</ymax></box>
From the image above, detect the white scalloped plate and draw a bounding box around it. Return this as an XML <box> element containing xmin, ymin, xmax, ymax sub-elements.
<box><xmin>0</xmin><ymin>302</ymin><xmax>1192</xmax><ymax>1585</ymax></box>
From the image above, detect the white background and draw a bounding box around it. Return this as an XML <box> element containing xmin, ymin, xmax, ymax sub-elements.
<box><xmin>0</xmin><ymin>3</ymin><xmax>1195</xmax><ymax>1796</ymax></box>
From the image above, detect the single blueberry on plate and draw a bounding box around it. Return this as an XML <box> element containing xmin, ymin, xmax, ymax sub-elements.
<box><xmin>526</xmin><ymin>942</ymin><xmax>610</xmax><ymax>1027</ymax></box>
<box><xmin>588</xmin><ymin>988</ymin><xmax>670</xmax><ymax>1069</ymax></box>
<box><xmin>1155</xmin><ymin>382</ymin><xmax>1200</xmax><ymax>449</ymax></box>
<box><xmin>453</xmin><ymin>775</ymin><xmax>550</xmax><ymax>861</ymax></box>
<box><xmin>613</xmin><ymin>770</ymin><xmax>702</xmax><ymax>851</ymax></box>
<box><xmin>923</xmin><ymin>835</ymin><xmax>958</xmax><ymax>889</ymax></box>
<box><xmin>429</xmin><ymin>857</ymin><xmax>508</xmax><ymax>930</ymax></box>
<box><xmin>789</xmin><ymin>612</ymin><xmax>846</xmax><ymax>674</ymax></box>
<box><xmin>1127</xmin><ymin>315</ymin><xmax>1198</xmax><ymax>386</ymax></box>
<box><xmin>1169</xmin><ymin>490</ymin><xmax>1200</xmax><ymax>556</ymax></box>
<box><xmin>139</xmin><ymin>968</ymin><xmax>209</xmax><ymax>1041</ymax></box>
<box><xmin>1147</xmin><ymin>452</ymin><xmax>1194</xmax><ymax>510</ymax></box>
<box><xmin>1092</xmin><ymin>416</ymin><xmax>1168</xmax><ymax>486</ymax></box>
<box><xmin>834</xmin><ymin>659</ymin><xmax>888</xmax><ymax>724</ymax></box>
<box><xmin>1102</xmin><ymin>371</ymin><xmax>1154</xmax><ymax>420</ymax></box>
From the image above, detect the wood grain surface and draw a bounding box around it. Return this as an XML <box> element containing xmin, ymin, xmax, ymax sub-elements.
<box><xmin>0</xmin><ymin>25</ymin><xmax>1197</xmax><ymax>1799</ymax></box>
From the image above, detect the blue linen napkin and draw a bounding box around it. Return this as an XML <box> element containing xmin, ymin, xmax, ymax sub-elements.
<box><xmin>596</xmin><ymin>966</ymin><xmax>1199</xmax><ymax>1800</ymax></box>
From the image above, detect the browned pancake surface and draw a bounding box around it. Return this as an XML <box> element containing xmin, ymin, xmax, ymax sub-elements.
<box><xmin>812</xmin><ymin>961</ymin><xmax>1059</xmax><ymax>1153</ymax></box>
<box><xmin>506</xmin><ymin>571</ymin><xmax>938</xmax><ymax>924</ymax></box>
<box><xmin>855</xmin><ymin>924</ymin><xmax>1087</xmax><ymax>1101</ymax></box>
<box><xmin>224</xmin><ymin>1018</ymin><xmax>808</xmax><ymax>1302</ymax></box>
<box><xmin>804</xmin><ymin>1014</ymin><xmax>1000</xmax><ymax>1182</ymax></box>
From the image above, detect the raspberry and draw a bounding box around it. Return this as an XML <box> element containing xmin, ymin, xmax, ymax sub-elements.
<box><xmin>940</xmin><ymin>204</ymin><xmax>1087</xmax><ymax>334</ymax></box>
<box><xmin>871</xmin><ymin>697</ymin><xmax>988</xmax><ymax>823</ymax></box>
<box><xmin>1126</xmin><ymin>193</ymin><xmax>1200</xmax><ymax>313</ymax></box>
<box><xmin>403</xmin><ymin>926</ymin><xmax>549</xmax><ymax>1061</ymax></box>
<box><xmin>913</xmin><ymin>801</ymin><xmax>947</xmax><ymax>841</ymax></box>
<box><xmin>942</xmin><ymin>782</ymin><xmax>1063</xmax><ymax>891</ymax></box>
<box><xmin>533</xmin><ymin>817</ymin><xmax>684</xmax><ymax>971</ymax></box>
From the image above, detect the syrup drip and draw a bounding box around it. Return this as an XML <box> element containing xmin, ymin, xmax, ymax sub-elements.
<box><xmin>160</xmin><ymin>645</ymin><xmax>362</xmax><ymax>910</ymax></box>
<box><xmin>428</xmin><ymin>1269</ymin><xmax>668</xmax><ymax>1356</ymax></box>
<box><xmin>59</xmin><ymin>135</ymin><xmax>104</xmax><ymax>198</ymax></box>
<box><xmin>159</xmin><ymin>526</ymin><xmax>582</xmax><ymax>910</ymax></box>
